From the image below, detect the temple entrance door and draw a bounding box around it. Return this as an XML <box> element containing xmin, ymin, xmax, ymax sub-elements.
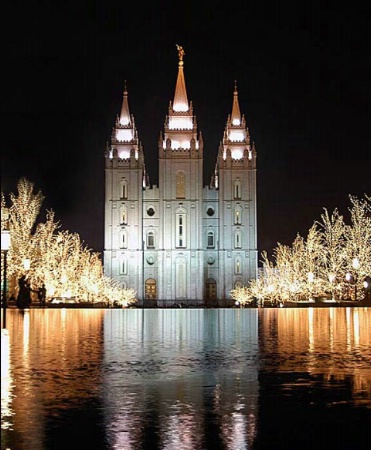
<box><xmin>145</xmin><ymin>278</ymin><xmax>157</xmax><ymax>306</ymax></box>
<box><xmin>205</xmin><ymin>278</ymin><xmax>217</xmax><ymax>306</ymax></box>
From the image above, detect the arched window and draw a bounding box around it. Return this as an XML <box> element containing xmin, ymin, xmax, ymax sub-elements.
<box><xmin>234</xmin><ymin>179</ymin><xmax>242</xmax><ymax>199</ymax></box>
<box><xmin>176</xmin><ymin>171</ymin><xmax>186</xmax><ymax>198</ymax></box>
<box><xmin>147</xmin><ymin>231</ymin><xmax>155</xmax><ymax>248</ymax></box>
<box><xmin>235</xmin><ymin>257</ymin><xmax>242</xmax><ymax>275</ymax></box>
<box><xmin>234</xmin><ymin>207</ymin><xmax>242</xmax><ymax>225</ymax></box>
<box><xmin>234</xmin><ymin>231</ymin><xmax>242</xmax><ymax>248</ymax></box>
<box><xmin>207</xmin><ymin>230</ymin><xmax>215</xmax><ymax>248</ymax></box>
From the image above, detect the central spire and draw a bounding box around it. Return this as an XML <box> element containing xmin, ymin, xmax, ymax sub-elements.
<box><xmin>231</xmin><ymin>80</ymin><xmax>241</xmax><ymax>125</ymax></box>
<box><xmin>119</xmin><ymin>80</ymin><xmax>131</xmax><ymax>125</ymax></box>
<box><xmin>173</xmin><ymin>45</ymin><xmax>189</xmax><ymax>112</ymax></box>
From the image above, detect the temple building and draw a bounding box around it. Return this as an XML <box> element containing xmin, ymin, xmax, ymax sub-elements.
<box><xmin>104</xmin><ymin>47</ymin><xmax>257</xmax><ymax>305</ymax></box>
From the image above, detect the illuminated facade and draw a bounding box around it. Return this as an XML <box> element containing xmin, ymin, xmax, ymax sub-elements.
<box><xmin>104</xmin><ymin>48</ymin><xmax>257</xmax><ymax>304</ymax></box>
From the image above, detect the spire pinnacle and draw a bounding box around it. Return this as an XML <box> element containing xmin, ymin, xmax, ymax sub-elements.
<box><xmin>119</xmin><ymin>81</ymin><xmax>131</xmax><ymax>126</ymax></box>
<box><xmin>173</xmin><ymin>45</ymin><xmax>189</xmax><ymax>112</ymax></box>
<box><xmin>231</xmin><ymin>80</ymin><xmax>241</xmax><ymax>126</ymax></box>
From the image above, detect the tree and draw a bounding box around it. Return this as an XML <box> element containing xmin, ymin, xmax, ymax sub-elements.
<box><xmin>1</xmin><ymin>178</ymin><xmax>137</xmax><ymax>307</ymax></box>
<box><xmin>230</xmin><ymin>194</ymin><xmax>371</xmax><ymax>305</ymax></box>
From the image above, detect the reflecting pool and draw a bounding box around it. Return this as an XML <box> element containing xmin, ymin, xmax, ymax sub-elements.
<box><xmin>1</xmin><ymin>307</ymin><xmax>371</xmax><ymax>449</ymax></box>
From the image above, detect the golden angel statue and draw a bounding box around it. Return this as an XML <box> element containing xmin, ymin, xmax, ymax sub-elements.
<box><xmin>176</xmin><ymin>44</ymin><xmax>185</xmax><ymax>61</ymax></box>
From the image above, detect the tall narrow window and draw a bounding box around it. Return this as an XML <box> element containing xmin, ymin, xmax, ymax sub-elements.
<box><xmin>234</xmin><ymin>207</ymin><xmax>242</xmax><ymax>225</ymax></box>
<box><xmin>176</xmin><ymin>171</ymin><xmax>185</xmax><ymax>198</ymax></box>
<box><xmin>207</xmin><ymin>231</ymin><xmax>215</xmax><ymax>248</ymax></box>
<box><xmin>121</xmin><ymin>180</ymin><xmax>128</xmax><ymax>199</ymax></box>
<box><xmin>120</xmin><ymin>207</ymin><xmax>127</xmax><ymax>225</ymax></box>
<box><xmin>235</xmin><ymin>257</ymin><xmax>242</xmax><ymax>275</ymax></box>
<box><xmin>120</xmin><ymin>258</ymin><xmax>127</xmax><ymax>275</ymax></box>
<box><xmin>234</xmin><ymin>180</ymin><xmax>242</xmax><ymax>199</ymax></box>
<box><xmin>235</xmin><ymin>231</ymin><xmax>242</xmax><ymax>248</ymax></box>
<box><xmin>147</xmin><ymin>231</ymin><xmax>155</xmax><ymax>248</ymax></box>
<box><xmin>176</xmin><ymin>213</ymin><xmax>186</xmax><ymax>248</ymax></box>
<box><xmin>120</xmin><ymin>231</ymin><xmax>127</xmax><ymax>248</ymax></box>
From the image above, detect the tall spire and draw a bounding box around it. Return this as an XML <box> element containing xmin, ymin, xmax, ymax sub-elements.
<box><xmin>231</xmin><ymin>80</ymin><xmax>241</xmax><ymax>125</ymax></box>
<box><xmin>173</xmin><ymin>45</ymin><xmax>189</xmax><ymax>112</ymax></box>
<box><xmin>119</xmin><ymin>81</ymin><xmax>131</xmax><ymax>125</ymax></box>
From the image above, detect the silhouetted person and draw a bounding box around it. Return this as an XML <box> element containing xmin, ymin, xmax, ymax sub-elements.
<box><xmin>37</xmin><ymin>284</ymin><xmax>47</xmax><ymax>307</ymax></box>
<box><xmin>16</xmin><ymin>275</ymin><xmax>32</xmax><ymax>309</ymax></box>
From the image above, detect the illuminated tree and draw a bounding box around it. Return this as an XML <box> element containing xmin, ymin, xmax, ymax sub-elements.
<box><xmin>343</xmin><ymin>194</ymin><xmax>371</xmax><ymax>299</ymax></box>
<box><xmin>5</xmin><ymin>178</ymin><xmax>44</xmax><ymax>280</ymax></box>
<box><xmin>316</xmin><ymin>208</ymin><xmax>346</xmax><ymax>300</ymax></box>
<box><xmin>230</xmin><ymin>285</ymin><xmax>253</xmax><ymax>306</ymax></box>
<box><xmin>1</xmin><ymin>178</ymin><xmax>137</xmax><ymax>307</ymax></box>
<box><xmin>231</xmin><ymin>195</ymin><xmax>370</xmax><ymax>305</ymax></box>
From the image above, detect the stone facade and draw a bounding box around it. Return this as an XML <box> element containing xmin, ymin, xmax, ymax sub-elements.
<box><xmin>104</xmin><ymin>49</ymin><xmax>257</xmax><ymax>305</ymax></box>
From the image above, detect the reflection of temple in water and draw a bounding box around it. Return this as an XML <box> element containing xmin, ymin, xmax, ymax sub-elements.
<box><xmin>102</xmin><ymin>309</ymin><xmax>259</xmax><ymax>449</ymax></box>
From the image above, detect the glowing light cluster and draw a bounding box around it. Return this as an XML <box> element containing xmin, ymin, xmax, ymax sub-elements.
<box><xmin>222</xmin><ymin>148</ymin><xmax>244</xmax><ymax>160</ymax></box>
<box><xmin>119</xmin><ymin>117</ymin><xmax>130</xmax><ymax>126</ymax></box>
<box><xmin>116</xmin><ymin>129</ymin><xmax>133</xmax><ymax>142</ymax></box>
<box><xmin>118</xmin><ymin>149</ymin><xmax>131</xmax><ymax>159</ymax></box>
<box><xmin>232</xmin><ymin>118</ymin><xmax>241</xmax><ymax>126</ymax></box>
<box><xmin>231</xmin><ymin>149</ymin><xmax>243</xmax><ymax>159</ymax></box>
<box><xmin>228</xmin><ymin>131</ymin><xmax>244</xmax><ymax>141</ymax></box>
<box><xmin>169</xmin><ymin>117</ymin><xmax>193</xmax><ymax>130</ymax></box>
<box><xmin>173</xmin><ymin>102</ymin><xmax>189</xmax><ymax>112</ymax></box>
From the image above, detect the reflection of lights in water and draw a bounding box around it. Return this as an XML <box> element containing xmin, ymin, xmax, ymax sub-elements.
<box><xmin>346</xmin><ymin>307</ymin><xmax>351</xmax><ymax>352</ymax></box>
<box><xmin>329</xmin><ymin>308</ymin><xmax>334</xmax><ymax>351</ymax></box>
<box><xmin>160</xmin><ymin>406</ymin><xmax>202</xmax><ymax>450</ymax></box>
<box><xmin>221</xmin><ymin>409</ymin><xmax>248</xmax><ymax>449</ymax></box>
<box><xmin>353</xmin><ymin>310</ymin><xmax>360</xmax><ymax>346</ymax></box>
<box><xmin>308</xmin><ymin>307</ymin><xmax>314</xmax><ymax>353</ymax></box>
<box><xmin>1</xmin><ymin>329</ymin><xmax>14</xmax><ymax>430</ymax></box>
<box><xmin>23</xmin><ymin>310</ymin><xmax>30</xmax><ymax>358</ymax></box>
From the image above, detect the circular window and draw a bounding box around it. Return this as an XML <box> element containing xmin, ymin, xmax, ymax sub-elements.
<box><xmin>147</xmin><ymin>207</ymin><xmax>155</xmax><ymax>217</ymax></box>
<box><xmin>146</xmin><ymin>256</ymin><xmax>155</xmax><ymax>265</ymax></box>
<box><xmin>207</xmin><ymin>256</ymin><xmax>215</xmax><ymax>265</ymax></box>
<box><xmin>206</xmin><ymin>207</ymin><xmax>214</xmax><ymax>217</ymax></box>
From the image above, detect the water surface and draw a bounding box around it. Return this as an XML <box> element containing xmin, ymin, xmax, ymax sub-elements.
<box><xmin>1</xmin><ymin>307</ymin><xmax>370</xmax><ymax>449</ymax></box>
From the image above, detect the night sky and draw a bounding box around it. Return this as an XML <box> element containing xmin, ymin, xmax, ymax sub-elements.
<box><xmin>2</xmin><ymin>2</ymin><xmax>370</xmax><ymax>259</ymax></box>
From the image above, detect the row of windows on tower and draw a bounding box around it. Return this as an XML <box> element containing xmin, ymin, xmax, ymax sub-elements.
<box><xmin>119</xmin><ymin>229</ymin><xmax>243</xmax><ymax>249</ymax></box>
<box><xmin>118</xmin><ymin>257</ymin><xmax>244</xmax><ymax>275</ymax></box>
<box><xmin>119</xmin><ymin>209</ymin><xmax>244</xmax><ymax>225</ymax></box>
<box><xmin>118</xmin><ymin>179</ymin><xmax>243</xmax><ymax>200</ymax></box>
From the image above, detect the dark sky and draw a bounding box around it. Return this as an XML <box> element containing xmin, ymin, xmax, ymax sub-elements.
<box><xmin>2</xmin><ymin>1</ymin><xmax>370</xmax><ymax>258</ymax></box>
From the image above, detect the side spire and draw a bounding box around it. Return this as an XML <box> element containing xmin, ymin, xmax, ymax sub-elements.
<box><xmin>231</xmin><ymin>80</ymin><xmax>241</xmax><ymax>125</ymax></box>
<box><xmin>119</xmin><ymin>80</ymin><xmax>131</xmax><ymax>125</ymax></box>
<box><xmin>173</xmin><ymin>45</ymin><xmax>189</xmax><ymax>112</ymax></box>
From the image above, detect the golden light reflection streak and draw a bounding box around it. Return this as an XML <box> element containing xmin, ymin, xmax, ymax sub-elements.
<box><xmin>1</xmin><ymin>329</ymin><xmax>14</xmax><ymax>430</ymax></box>
<box><xmin>346</xmin><ymin>307</ymin><xmax>351</xmax><ymax>352</ymax></box>
<box><xmin>22</xmin><ymin>310</ymin><xmax>31</xmax><ymax>359</ymax></box>
<box><xmin>329</xmin><ymin>308</ymin><xmax>334</xmax><ymax>352</ymax></box>
<box><xmin>353</xmin><ymin>309</ymin><xmax>360</xmax><ymax>347</ymax></box>
<box><xmin>308</xmin><ymin>307</ymin><xmax>314</xmax><ymax>353</ymax></box>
